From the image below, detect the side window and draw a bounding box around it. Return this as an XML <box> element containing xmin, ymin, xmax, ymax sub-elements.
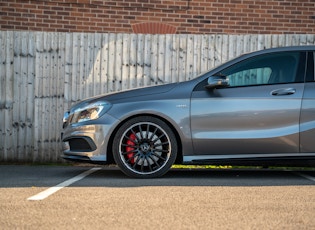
<box><xmin>218</xmin><ymin>52</ymin><xmax>303</xmax><ymax>87</ymax></box>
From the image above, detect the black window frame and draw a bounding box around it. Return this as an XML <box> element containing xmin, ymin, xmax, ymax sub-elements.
<box><xmin>305</xmin><ymin>51</ymin><xmax>315</xmax><ymax>82</ymax></box>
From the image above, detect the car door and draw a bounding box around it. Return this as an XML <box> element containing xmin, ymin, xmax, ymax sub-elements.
<box><xmin>191</xmin><ymin>51</ymin><xmax>306</xmax><ymax>156</ymax></box>
<box><xmin>300</xmin><ymin>51</ymin><xmax>315</xmax><ymax>152</ymax></box>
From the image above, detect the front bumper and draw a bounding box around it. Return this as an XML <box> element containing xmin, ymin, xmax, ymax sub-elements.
<box><xmin>61</xmin><ymin>114</ymin><xmax>119</xmax><ymax>164</ymax></box>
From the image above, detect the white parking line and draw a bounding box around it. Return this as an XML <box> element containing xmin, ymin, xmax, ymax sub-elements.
<box><xmin>294</xmin><ymin>172</ymin><xmax>315</xmax><ymax>183</ymax></box>
<box><xmin>27</xmin><ymin>167</ymin><xmax>101</xmax><ymax>201</ymax></box>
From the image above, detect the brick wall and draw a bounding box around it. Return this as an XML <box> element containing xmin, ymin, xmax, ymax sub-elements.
<box><xmin>1</xmin><ymin>0</ymin><xmax>315</xmax><ymax>34</ymax></box>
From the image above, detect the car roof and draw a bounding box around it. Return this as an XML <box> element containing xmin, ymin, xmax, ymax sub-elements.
<box><xmin>225</xmin><ymin>45</ymin><xmax>315</xmax><ymax>65</ymax></box>
<box><xmin>246</xmin><ymin>45</ymin><xmax>315</xmax><ymax>56</ymax></box>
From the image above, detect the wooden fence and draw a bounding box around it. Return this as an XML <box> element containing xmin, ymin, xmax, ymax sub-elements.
<box><xmin>1</xmin><ymin>31</ymin><xmax>315</xmax><ymax>162</ymax></box>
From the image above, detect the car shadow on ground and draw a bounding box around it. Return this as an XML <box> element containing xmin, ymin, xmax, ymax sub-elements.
<box><xmin>0</xmin><ymin>165</ymin><xmax>314</xmax><ymax>188</ymax></box>
<box><xmin>86</xmin><ymin>166</ymin><xmax>315</xmax><ymax>187</ymax></box>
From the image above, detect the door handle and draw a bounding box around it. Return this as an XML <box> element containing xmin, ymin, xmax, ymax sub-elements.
<box><xmin>271</xmin><ymin>88</ymin><xmax>296</xmax><ymax>96</ymax></box>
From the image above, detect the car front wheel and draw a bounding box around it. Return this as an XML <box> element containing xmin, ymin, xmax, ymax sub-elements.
<box><xmin>113</xmin><ymin>116</ymin><xmax>178</xmax><ymax>178</ymax></box>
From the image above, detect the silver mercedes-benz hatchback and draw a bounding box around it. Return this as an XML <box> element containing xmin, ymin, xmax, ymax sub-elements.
<box><xmin>62</xmin><ymin>46</ymin><xmax>315</xmax><ymax>178</ymax></box>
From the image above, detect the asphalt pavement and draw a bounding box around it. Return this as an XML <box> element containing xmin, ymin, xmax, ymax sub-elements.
<box><xmin>0</xmin><ymin>165</ymin><xmax>314</xmax><ymax>229</ymax></box>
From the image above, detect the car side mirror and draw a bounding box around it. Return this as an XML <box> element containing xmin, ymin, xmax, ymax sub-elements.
<box><xmin>205</xmin><ymin>75</ymin><xmax>230</xmax><ymax>89</ymax></box>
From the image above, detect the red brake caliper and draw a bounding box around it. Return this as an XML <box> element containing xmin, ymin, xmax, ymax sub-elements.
<box><xmin>126</xmin><ymin>133</ymin><xmax>136</xmax><ymax>164</ymax></box>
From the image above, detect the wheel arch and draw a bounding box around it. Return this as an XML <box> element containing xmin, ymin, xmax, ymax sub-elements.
<box><xmin>106</xmin><ymin>113</ymin><xmax>183</xmax><ymax>165</ymax></box>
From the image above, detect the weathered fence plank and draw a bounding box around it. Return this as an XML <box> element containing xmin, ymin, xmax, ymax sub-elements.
<box><xmin>0</xmin><ymin>31</ymin><xmax>14</xmax><ymax>161</ymax></box>
<box><xmin>1</xmin><ymin>31</ymin><xmax>315</xmax><ymax>162</ymax></box>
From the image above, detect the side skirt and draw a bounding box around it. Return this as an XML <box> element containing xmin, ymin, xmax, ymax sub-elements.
<box><xmin>183</xmin><ymin>153</ymin><xmax>315</xmax><ymax>167</ymax></box>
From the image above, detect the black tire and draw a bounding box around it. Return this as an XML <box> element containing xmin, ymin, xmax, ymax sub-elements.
<box><xmin>113</xmin><ymin>116</ymin><xmax>177</xmax><ymax>178</ymax></box>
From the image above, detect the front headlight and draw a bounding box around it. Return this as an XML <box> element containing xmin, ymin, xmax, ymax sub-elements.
<box><xmin>70</xmin><ymin>101</ymin><xmax>112</xmax><ymax>124</ymax></box>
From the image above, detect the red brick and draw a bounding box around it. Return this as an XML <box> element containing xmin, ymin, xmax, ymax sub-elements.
<box><xmin>0</xmin><ymin>0</ymin><xmax>314</xmax><ymax>34</ymax></box>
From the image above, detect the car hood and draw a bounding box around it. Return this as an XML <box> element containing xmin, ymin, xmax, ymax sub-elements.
<box><xmin>69</xmin><ymin>83</ymin><xmax>179</xmax><ymax>112</ymax></box>
<box><xmin>102</xmin><ymin>82</ymin><xmax>178</xmax><ymax>101</ymax></box>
